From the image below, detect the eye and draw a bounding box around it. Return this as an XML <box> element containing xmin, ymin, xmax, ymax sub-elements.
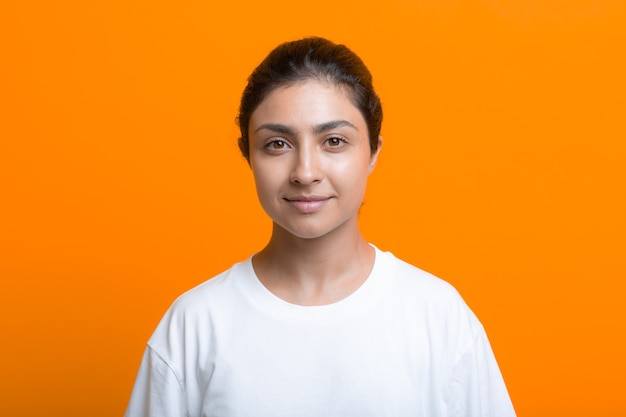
<box><xmin>267</xmin><ymin>139</ymin><xmax>287</xmax><ymax>149</ymax></box>
<box><xmin>264</xmin><ymin>139</ymin><xmax>290</xmax><ymax>153</ymax></box>
<box><xmin>324</xmin><ymin>136</ymin><xmax>347</xmax><ymax>148</ymax></box>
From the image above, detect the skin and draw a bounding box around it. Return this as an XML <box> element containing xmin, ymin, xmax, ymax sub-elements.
<box><xmin>248</xmin><ymin>80</ymin><xmax>383</xmax><ymax>306</ymax></box>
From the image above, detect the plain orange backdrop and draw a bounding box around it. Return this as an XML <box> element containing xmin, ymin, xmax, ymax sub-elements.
<box><xmin>1</xmin><ymin>1</ymin><xmax>625</xmax><ymax>416</ymax></box>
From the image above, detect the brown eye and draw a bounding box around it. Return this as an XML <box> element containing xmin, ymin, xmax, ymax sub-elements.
<box><xmin>263</xmin><ymin>139</ymin><xmax>291</xmax><ymax>154</ymax></box>
<box><xmin>325</xmin><ymin>137</ymin><xmax>346</xmax><ymax>147</ymax></box>
<box><xmin>268</xmin><ymin>140</ymin><xmax>288</xmax><ymax>149</ymax></box>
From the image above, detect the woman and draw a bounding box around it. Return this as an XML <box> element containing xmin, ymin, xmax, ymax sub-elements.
<box><xmin>125</xmin><ymin>37</ymin><xmax>516</xmax><ymax>417</ymax></box>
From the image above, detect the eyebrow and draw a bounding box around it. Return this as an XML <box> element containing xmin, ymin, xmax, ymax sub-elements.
<box><xmin>253</xmin><ymin>120</ymin><xmax>359</xmax><ymax>135</ymax></box>
<box><xmin>254</xmin><ymin>123</ymin><xmax>295</xmax><ymax>135</ymax></box>
<box><xmin>313</xmin><ymin>120</ymin><xmax>358</xmax><ymax>134</ymax></box>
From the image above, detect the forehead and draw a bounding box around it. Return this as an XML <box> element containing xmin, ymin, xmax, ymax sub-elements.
<box><xmin>250</xmin><ymin>80</ymin><xmax>365</xmax><ymax>129</ymax></box>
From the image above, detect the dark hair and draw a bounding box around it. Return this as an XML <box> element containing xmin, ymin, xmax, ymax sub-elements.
<box><xmin>237</xmin><ymin>37</ymin><xmax>383</xmax><ymax>161</ymax></box>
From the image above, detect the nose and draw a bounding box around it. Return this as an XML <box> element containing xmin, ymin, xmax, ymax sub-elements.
<box><xmin>290</xmin><ymin>145</ymin><xmax>322</xmax><ymax>185</ymax></box>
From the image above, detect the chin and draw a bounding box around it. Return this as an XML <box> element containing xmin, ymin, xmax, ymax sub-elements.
<box><xmin>275</xmin><ymin>218</ymin><xmax>353</xmax><ymax>241</ymax></box>
<box><xmin>282</xmin><ymin>227</ymin><xmax>332</xmax><ymax>240</ymax></box>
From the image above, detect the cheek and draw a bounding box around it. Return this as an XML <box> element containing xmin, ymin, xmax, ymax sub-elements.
<box><xmin>252</xmin><ymin>169</ymin><xmax>269</xmax><ymax>192</ymax></box>
<box><xmin>331</xmin><ymin>156</ymin><xmax>371</xmax><ymax>186</ymax></box>
<box><xmin>251</xmin><ymin>165</ymin><xmax>278</xmax><ymax>200</ymax></box>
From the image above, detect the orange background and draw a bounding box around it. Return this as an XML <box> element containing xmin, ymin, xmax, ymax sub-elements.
<box><xmin>1</xmin><ymin>1</ymin><xmax>625</xmax><ymax>415</ymax></box>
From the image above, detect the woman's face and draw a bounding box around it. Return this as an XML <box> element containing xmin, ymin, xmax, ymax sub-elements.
<box><xmin>248</xmin><ymin>80</ymin><xmax>381</xmax><ymax>240</ymax></box>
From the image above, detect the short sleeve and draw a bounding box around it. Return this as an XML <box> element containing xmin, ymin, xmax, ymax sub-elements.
<box><xmin>444</xmin><ymin>328</ymin><xmax>516</xmax><ymax>417</ymax></box>
<box><xmin>124</xmin><ymin>346</ymin><xmax>189</xmax><ymax>417</ymax></box>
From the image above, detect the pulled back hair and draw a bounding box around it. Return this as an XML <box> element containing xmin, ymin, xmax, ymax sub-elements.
<box><xmin>237</xmin><ymin>37</ymin><xmax>383</xmax><ymax>161</ymax></box>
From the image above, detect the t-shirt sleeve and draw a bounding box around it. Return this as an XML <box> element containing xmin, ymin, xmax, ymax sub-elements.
<box><xmin>443</xmin><ymin>328</ymin><xmax>516</xmax><ymax>417</ymax></box>
<box><xmin>124</xmin><ymin>345</ymin><xmax>189</xmax><ymax>417</ymax></box>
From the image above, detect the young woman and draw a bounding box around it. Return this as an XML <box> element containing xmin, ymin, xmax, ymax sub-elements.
<box><xmin>125</xmin><ymin>37</ymin><xmax>516</xmax><ymax>417</ymax></box>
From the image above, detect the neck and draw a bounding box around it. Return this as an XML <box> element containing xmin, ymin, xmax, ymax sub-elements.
<box><xmin>252</xmin><ymin>222</ymin><xmax>375</xmax><ymax>306</ymax></box>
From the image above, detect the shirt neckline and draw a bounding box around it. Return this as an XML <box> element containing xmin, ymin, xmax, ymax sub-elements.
<box><xmin>236</xmin><ymin>245</ymin><xmax>391</xmax><ymax>325</ymax></box>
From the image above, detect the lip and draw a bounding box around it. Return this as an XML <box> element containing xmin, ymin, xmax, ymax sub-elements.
<box><xmin>284</xmin><ymin>195</ymin><xmax>331</xmax><ymax>213</ymax></box>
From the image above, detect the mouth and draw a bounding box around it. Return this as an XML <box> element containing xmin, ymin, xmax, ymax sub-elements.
<box><xmin>283</xmin><ymin>195</ymin><xmax>331</xmax><ymax>213</ymax></box>
<box><xmin>285</xmin><ymin>195</ymin><xmax>329</xmax><ymax>202</ymax></box>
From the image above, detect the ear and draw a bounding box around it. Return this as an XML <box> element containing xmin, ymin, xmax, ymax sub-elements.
<box><xmin>368</xmin><ymin>136</ymin><xmax>383</xmax><ymax>174</ymax></box>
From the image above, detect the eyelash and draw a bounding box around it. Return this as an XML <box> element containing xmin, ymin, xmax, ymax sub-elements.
<box><xmin>324</xmin><ymin>136</ymin><xmax>347</xmax><ymax>147</ymax></box>
<box><xmin>265</xmin><ymin>139</ymin><xmax>289</xmax><ymax>150</ymax></box>
<box><xmin>263</xmin><ymin>136</ymin><xmax>347</xmax><ymax>153</ymax></box>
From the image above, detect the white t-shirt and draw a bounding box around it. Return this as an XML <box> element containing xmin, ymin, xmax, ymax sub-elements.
<box><xmin>125</xmin><ymin>246</ymin><xmax>516</xmax><ymax>417</ymax></box>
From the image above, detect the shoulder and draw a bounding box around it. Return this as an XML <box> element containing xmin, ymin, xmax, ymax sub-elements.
<box><xmin>168</xmin><ymin>259</ymin><xmax>251</xmax><ymax>314</ymax></box>
<box><xmin>374</xmin><ymin>246</ymin><xmax>484</xmax><ymax>343</ymax></box>
<box><xmin>375</xmin><ymin>246</ymin><xmax>465</xmax><ymax>304</ymax></box>
<box><xmin>147</xmin><ymin>259</ymin><xmax>254</xmax><ymax>347</ymax></box>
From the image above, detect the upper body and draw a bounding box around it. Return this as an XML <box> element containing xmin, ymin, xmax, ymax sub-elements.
<box><xmin>125</xmin><ymin>246</ymin><xmax>515</xmax><ymax>417</ymax></box>
<box><xmin>125</xmin><ymin>37</ymin><xmax>516</xmax><ymax>416</ymax></box>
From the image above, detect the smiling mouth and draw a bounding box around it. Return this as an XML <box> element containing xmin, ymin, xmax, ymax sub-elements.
<box><xmin>284</xmin><ymin>196</ymin><xmax>331</xmax><ymax>213</ymax></box>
